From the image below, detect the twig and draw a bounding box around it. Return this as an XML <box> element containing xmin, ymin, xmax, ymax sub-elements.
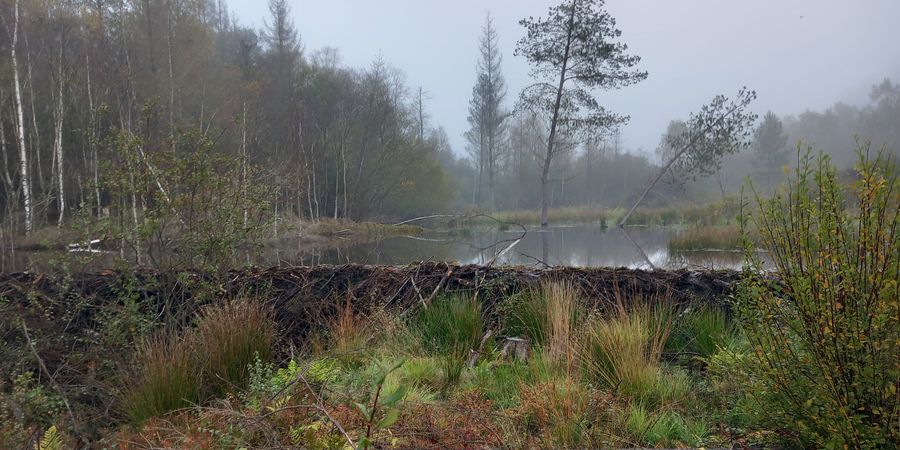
<box><xmin>409</xmin><ymin>276</ymin><xmax>426</xmax><ymax>310</ymax></box>
<box><xmin>296</xmin><ymin>371</ymin><xmax>356</xmax><ymax>449</ymax></box>
<box><xmin>393</xmin><ymin>214</ymin><xmax>462</xmax><ymax>226</ymax></box>
<box><xmin>20</xmin><ymin>319</ymin><xmax>83</xmax><ymax>441</ymax></box>
<box><xmin>467</xmin><ymin>330</ymin><xmax>494</xmax><ymax>368</ymax></box>
<box><xmin>423</xmin><ymin>263</ymin><xmax>453</xmax><ymax>307</ymax></box>
<box><xmin>485</xmin><ymin>238</ymin><xmax>522</xmax><ymax>268</ymax></box>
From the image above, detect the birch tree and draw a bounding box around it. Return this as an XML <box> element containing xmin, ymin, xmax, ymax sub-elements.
<box><xmin>11</xmin><ymin>0</ymin><xmax>32</xmax><ymax>233</ymax></box>
<box><xmin>515</xmin><ymin>0</ymin><xmax>647</xmax><ymax>228</ymax></box>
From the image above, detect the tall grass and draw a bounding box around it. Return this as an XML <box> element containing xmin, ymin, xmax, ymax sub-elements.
<box><xmin>580</xmin><ymin>300</ymin><xmax>673</xmax><ymax>402</ymax></box>
<box><xmin>195</xmin><ymin>298</ymin><xmax>276</xmax><ymax>396</ymax></box>
<box><xmin>124</xmin><ymin>298</ymin><xmax>276</xmax><ymax>422</ymax></box>
<box><xmin>501</xmin><ymin>289</ymin><xmax>549</xmax><ymax>345</ymax></box>
<box><xmin>416</xmin><ymin>295</ymin><xmax>483</xmax><ymax>356</ymax></box>
<box><xmin>666</xmin><ymin>305</ymin><xmax>734</xmax><ymax>361</ymax></box>
<box><xmin>328</xmin><ymin>297</ymin><xmax>369</xmax><ymax>363</ymax></box>
<box><xmin>123</xmin><ymin>332</ymin><xmax>202</xmax><ymax>423</ymax></box>
<box><xmin>668</xmin><ymin>225</ymin><xmax>744</xmax><ymax>251</ymax></box>
<box><xmin>502</xmin><ymin>281</ymin><xmax>579</xmax><ymax>368</ymax></box>
<box><xmin>415</xmin><ymin>295</ymin><xmax>483</xmax><ymax>386</ymax></box>
<box><xmin>543</xmin><ymin>281</ymin><xmax>578</xmax><ymax>369</ymax></box>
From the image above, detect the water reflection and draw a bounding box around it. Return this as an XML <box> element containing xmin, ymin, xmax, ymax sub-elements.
<box><xmin>1</xmin><ymin>225</ymin><xmax>749</xmax><ymax>272</ymax></box>
<box><xmin>270</xmin><ymin>225</ymin><xmax>745</xmax><ymax>270</ymax></box>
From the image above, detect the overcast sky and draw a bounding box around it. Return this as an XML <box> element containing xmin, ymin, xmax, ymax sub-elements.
<box><xmin>227</xmin><ymin>0</ymin><xmax>900</xmax><ymax>157</ymax></box>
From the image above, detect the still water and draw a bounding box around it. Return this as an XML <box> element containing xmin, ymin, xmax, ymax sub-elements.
<box><xmin>267</xmin><ymin>225</ymin><xmax>745</xmax><ymax>270</ymax></box>
<box><xmin>1</xmin><ymin>225</ymin><xmax>746</xmax><ymax>272</ymax></box>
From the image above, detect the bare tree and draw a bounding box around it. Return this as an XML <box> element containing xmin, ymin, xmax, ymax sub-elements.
<box><xmin>515</xmin><ymin>0</ymin><xmax>647</xmax><ymax>228</ymax></box>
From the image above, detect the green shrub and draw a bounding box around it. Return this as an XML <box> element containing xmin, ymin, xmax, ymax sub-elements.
<box><xmin>123</xmin><ymin>332</ymin><xmax>202</xmax><ymax>423</ymax></box>
<box><xmin>737</xmin><ymin>147</ymin><xmax>900</xmax><ymax>448</ymax></box>
<box><xmin>195</xmin><ymin>298</ymin><xmax>276</xmax><ymax>396</ymax></box>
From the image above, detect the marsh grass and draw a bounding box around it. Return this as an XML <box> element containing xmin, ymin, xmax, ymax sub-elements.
<box><xmin>123</xmin><ymin>332</ymin><xmax>202</xmax><ymax>423</ymax></box>
<box><xmin>579</xmin><ymin>299</ymin><xmax>673</xmax><ymax>398</ymax></box>
<box><xmin>543</xmin><ymin>281</ymin><xmax>578</xmax><ymax>369</ymax></box>
<box><xmin>624</xmin><ymin>404</ymin><xmax>705</xmax><ymax>447</ymax></box>
<box><xmin>415</xmin><ymin>295</ymin><xmax>483</xmax><ymax>356</ymax></box>
<box><xmin>414</xmin><ymin>295</ymin><xmax>483</xmax><ymax>388</ymax></box>
<box><xmin>501</xmin><ymin>281</ymin><xmax>580</xmax><ymax>370</ymax></box>
<box><xmin>668</xmin><ymin>225</ymin><xmax>746</xmax><ymax>252</ymax></box>
<box><xmin>666</xmin><ymin>304</ymin><xmax>734</xmax><ymax>363</ymax></box>
<box><xmin>196</xmin><ymin>298</ymin><xmax>276</xmax><ymax>396</ymax></box>
<box><xmin>328</xmin><ymin>297</ymin><xmax>370</xmax><ymax>364</ymax></box>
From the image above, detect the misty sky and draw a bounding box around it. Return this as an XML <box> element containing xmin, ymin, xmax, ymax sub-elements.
<box><xmin>227</xmin><ymin>0</ymin><xmax>900</xmax><ymax>158</ymax></box>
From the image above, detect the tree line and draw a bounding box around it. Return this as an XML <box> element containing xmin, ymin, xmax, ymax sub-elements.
<box><xmin>0</xmin><ymin>0</ymin><xmax>457</xmax><ymax>237</ymax></box>
<box><xmin>2</xmin><ymin>0</ymin><xmax>893</xmax><ymax>238</ymax></box>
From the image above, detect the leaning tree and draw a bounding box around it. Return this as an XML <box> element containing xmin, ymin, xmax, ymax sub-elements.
<box><xmin>515</xmin><ymin>0</ymin><xmax>647</xmax><ymax>228</ymax></box>
<box><xmin>619</xmin><ymin>88</ymin><xmax>758</xmax><ymax>227</ymax></box>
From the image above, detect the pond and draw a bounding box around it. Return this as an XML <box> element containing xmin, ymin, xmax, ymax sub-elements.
<box><xmin>0</xmin><ymin>225</ymin><xmax>748</xmax><ymax>272</ymax></box>
<box><xmin>265</xmin><ymin>225</ymin><xmax>746</xmax><ymax>270</ymax></box>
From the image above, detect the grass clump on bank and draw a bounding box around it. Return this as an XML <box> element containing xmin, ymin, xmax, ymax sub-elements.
<box><xmin>122</xmin><ymin>298</ymin><xmax>275</xmax><ymax>423</ymax></box>
<box><xmin>122</xmin><ymin>333</ymin><xmax>202</xmax><ymax>423</ymax></box>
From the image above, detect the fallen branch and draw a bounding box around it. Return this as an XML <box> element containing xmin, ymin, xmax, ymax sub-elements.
<box><xmin>21</xmin><ymin>319</ymin><xmax>83</xmax><ymax>442</ymax></box>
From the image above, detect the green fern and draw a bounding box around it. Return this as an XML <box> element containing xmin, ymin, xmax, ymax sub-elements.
<box><xmin>37</xmin><ymin>425</ymin><xmax>62</xmax><ymax>450</ymax></box>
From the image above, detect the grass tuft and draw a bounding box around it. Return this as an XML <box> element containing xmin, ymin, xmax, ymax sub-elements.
<box><xmin>195</xmin><ymin>298</ymin><xmax>276</xmax><ymax>396</ymax></box>
<box><xmin>415</xmin><ymin>295</ymin><xmax>483</xmax><ymax>357</ymax></box>
<box><xmin>123</xmin><ymin>332</ymin><xmax>202</xmax><ymax>423</ymax></box>
<box><xmin>667</xmin><ymin>304</ymin><xmax>734</xmax><ymax>362</ymax></box>
<box><xmin>579</xmin><ymin>299</ymin><xmax>672</xmax><ymax>399</ymax></box>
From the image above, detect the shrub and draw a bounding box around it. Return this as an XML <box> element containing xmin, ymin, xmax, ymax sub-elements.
<box><xmin>737</xmin><ymin>147</ymin><xmax>900</xmax><ymax>448</ymax></box>
<box><xmin>195</xmin><ymin>298</ymin><xmax>276</xmax><ymax>396</ymax></box>
<box><xmin>123</xmin><ymin>332</ymin><xmax>202</xmax><ymax>423</ymax></box>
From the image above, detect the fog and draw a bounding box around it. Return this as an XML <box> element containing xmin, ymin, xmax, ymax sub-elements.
<box><xmin>228</xmin><ymin>0</ymin><xmax>900</xmax><ymax>155</ymax></box>
<box><xmin>0</xmin><ymin>0</ymin><xmax>898</xmax><ymax>237</ymax></box>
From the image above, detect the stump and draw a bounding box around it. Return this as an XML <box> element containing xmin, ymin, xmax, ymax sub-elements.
<box><xmin>499</xmin><ymin>337</ymin><xmax>530</xmax><ymax>362</ymax></box>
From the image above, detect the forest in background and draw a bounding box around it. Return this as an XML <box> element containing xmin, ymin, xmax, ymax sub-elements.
<box><xmin>0</xmin><ymin>0</ymin><xmax>897</xmax><ymax>237</ymax></box>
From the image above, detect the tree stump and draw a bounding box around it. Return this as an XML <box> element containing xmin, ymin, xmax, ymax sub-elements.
<box><xmin>499</xmin><ymin>337</ymin><xmax>530</xmax><ymax>362</ymax></box>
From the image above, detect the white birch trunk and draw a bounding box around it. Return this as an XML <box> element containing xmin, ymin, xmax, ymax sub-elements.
<box><xmin>54</xmin><ymin>59</ymin><xmax>65</xmax><ymax>227</ymax></box>
<box><xmin>12</xmin><ymin>0</ymin><xmax>32</xmax><ymax>234</ymax></box>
